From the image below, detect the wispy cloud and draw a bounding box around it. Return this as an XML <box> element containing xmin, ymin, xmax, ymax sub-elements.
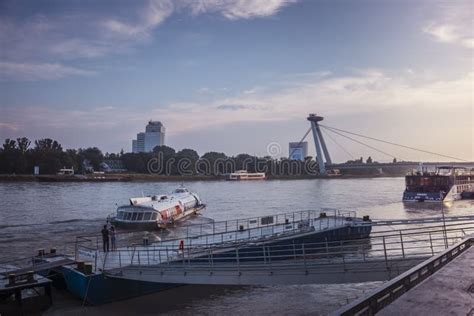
<box><xmin>185</xmin><ymin>0</ymin><xmax>297</xmax><ymax>20</ymax></box>
<box><xmin>2</xmin><ymin>69</ymin><xmax>472</xmax><ymax>154</ymax></box>
<box><xmin>147</xmin><ymin>69</ymin><xmax>474</xmax><ymax>134</ymax></box>
<box><xmin>101</xmin><ymin>0</ymin><xmax>174</xmax><ymax>41</ymax></box>
<box><xmin>0</xmin><ymin>0</ymin><xmax>299</xmax><ymax>81</ymax></box>
<box><xmin>217</xmin><ymin>104</ymin><xmax>251</xmax><ymax>110</ymax></box>
<box><xmin>0</xmin><ymin>62</ymin><xmax>96</xmax><ymax>81</ymax></box>
<box><xmin>423</xmin><ymin>2</ymin><xmax>473</xmax><ymax>49</ymax></box>
<box><xmin>0</xmin><ymin>123</ymin><xmax>19</xmax><ymax>132</ymax></box>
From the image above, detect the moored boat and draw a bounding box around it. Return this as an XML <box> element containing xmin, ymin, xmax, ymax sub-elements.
<box><xmin>403</xmin><ymin>166</ymin><xmax>474</xmax><ymax>202</ymax></box>
<box><xmin>108</xmin><ymin>187</ymin><xmax>205</xmax><ymax>229</ymax></box>
<box><xmin>226</xmin><ymin>170</ymin><xmax>266</xmax><ymax>180</ymax></box>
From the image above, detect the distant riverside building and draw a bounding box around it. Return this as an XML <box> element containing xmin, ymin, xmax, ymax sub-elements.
<box><xmin>132</xmin><ymin>121</ymin><xmax>166</xmax><ymax>153</ymax></box>
<box><xmin>289</xmin><ymin>141</ymin><xmax>308</xmax><ymax>161</ymax></box>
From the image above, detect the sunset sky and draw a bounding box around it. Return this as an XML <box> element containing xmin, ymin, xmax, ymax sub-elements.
<box><xmin>0</xmin><ymin>0</ymin><xmax>472</xmax><ymax>162</ymax></box>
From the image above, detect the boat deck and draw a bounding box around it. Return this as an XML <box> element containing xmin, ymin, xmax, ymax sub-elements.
<box><xmin>76</xmin><ymin>210</ymin><xmax>362</xmax><ymax>271</ymax></box>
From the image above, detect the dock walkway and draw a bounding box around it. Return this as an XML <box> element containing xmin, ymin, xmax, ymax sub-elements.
<box><xmin>332</xmin><ymin>236</ymin><xmax>474</xmax><ymax>315</ymax></box>
<box><xmin>379</xmin><ymin>243</ymin><xmax>474</xmax><ymax>315</ymax></box>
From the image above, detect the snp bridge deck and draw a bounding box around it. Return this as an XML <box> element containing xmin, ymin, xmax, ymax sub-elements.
<box><xmin>101</xmin><ymin>226</ymin><xmax>474</xmax><ymax>286</ymax></box>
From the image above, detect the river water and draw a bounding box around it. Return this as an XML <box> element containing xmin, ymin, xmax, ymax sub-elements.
<box><xmin>1</xmin><ymin>178</ymin><xmax>473</xmax><ymax>315</ymax></box>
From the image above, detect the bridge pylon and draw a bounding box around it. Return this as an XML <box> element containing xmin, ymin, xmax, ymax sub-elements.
<box><xmin>307</xmin><ymin>114</ymin><xmax>332</xmax><ymax>174</ymax></box>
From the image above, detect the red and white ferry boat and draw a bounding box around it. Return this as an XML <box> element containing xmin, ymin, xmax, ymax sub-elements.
<box><xmin>109</xmin><ymin>187</ymin><xmax>205</xmax><ymax>229</ymax></box>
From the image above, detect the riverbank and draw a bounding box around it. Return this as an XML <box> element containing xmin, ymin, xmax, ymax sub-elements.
<box><xmin>0</xmin><ymin>173</ymin><xmax>403</xmax><ymax>182</ymax></box>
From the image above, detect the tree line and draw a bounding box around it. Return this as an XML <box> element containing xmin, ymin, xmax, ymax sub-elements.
<box><xmin>0</xmin><ymin>137</ymin><xmax>320</xmax><ymax>176</ymax></box>
<box><xmin>0</xmin><ymin>137</ymin><xmax>107</xmax><ymax>174</ymax></box>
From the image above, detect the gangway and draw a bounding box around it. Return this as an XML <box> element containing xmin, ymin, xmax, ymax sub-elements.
<box><xmin>69</xmin><ymin>209</ymin><xmax>474</xmax><ymax>287</ymax></box>
<box><xmin>100</xmin><ymin>225</ymin><xmax>474</xmax><ymax>286</ymax></box>
<box><xmin>75</xmin><ymin>209</ymin><xmax>368</xmax><ymax>271</ymax></box>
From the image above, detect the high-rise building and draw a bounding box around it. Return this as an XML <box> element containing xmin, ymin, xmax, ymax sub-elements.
<box><xmin>132</xmin><ymin>121</ymin><xmax>166</xmax><ymax>153</ymax></box>
<box><xmin>289</xmin><ymin>141</ymin><xmax>308</xmax><ymax>161</ymax></box>
<box><xmin>132</xmin><ymin>140</ymin><xmax>138</xmax><ymax>153</ymax></box>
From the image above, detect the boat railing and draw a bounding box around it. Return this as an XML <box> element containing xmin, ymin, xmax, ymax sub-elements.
<box><xmin>169</xmin><ymin>208</ymin><xmax>356</xmax><ymax>238</ymax></box>
<box><xmin>98</xmin><ymin>224</ymin><xmax>474</xmax><ymax>272</ymax></box>
<box><xmin>76</xmin><ymin>209</ymin><xmax>358</xmax><ymax>253</ymax></box>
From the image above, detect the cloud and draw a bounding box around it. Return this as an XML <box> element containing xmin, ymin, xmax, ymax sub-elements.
<box><xmin>0</xmin><ymin>62</ymin><xmax>96</xmax><ymax>81</ymax></box>
<box><xmin>0</xmin><ymin>123</ymin><xmax>19</xmax><ymax>132</ymax></box>
<box><xmin>0</xmin><ymin>0</ymin><xmax>299</xmax><ymax>81</ymax></box>
<box><xmin>1</xmin><ymin>69</ymin><xmax>472</xmax><ymax>157</ymax></box>
<box><xmin>217</xmin><ymin>104</ymin><xmax>250</xmax><ymax>110</ymax></box>
<box><xmin>50</xmin><ymin>39</ymin><xmax>110</xmax><ymax>59</ymax></box>
<box><xmin>148</xmin><ymin>69</ymin><xmax>473</xmax><ymax>134</ymax></box>
<box><xmin>2</xmin><ymin>69</ymin><xmax>471</xmax><ymax>134</ymax></box>
<box><xmin>185</xmin><ymin>0</ymin><xmax>297</xmax><ymax>20</ymax></box>
<box><xmin>101</xmin><ymin>0</ymin><xmax>174</xmax><ymax>40</ymax></box>
<box><xmin>423</xmin><ymin>2</ymin><xmax>473</xmax><ymax>49</ymax></box>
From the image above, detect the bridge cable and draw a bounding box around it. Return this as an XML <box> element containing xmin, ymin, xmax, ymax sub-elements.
<box><xmin>288</xmin><ymin>127</ymin><xmax>312</xmax><ymax>159</ymax></box>
<box><xmin>320</xmin><ymin>128</ymin><xmax>355</xmax><ymax>160</ymax></box>
<box><xmin>320</xmin><ymin>124</ymin><xmax>468</xmax><ymax>162</ymax></box>
<box><xmin>321</xmin><ymin>126</ymin><xmax>397</xmax><ymax>159</ymax></box>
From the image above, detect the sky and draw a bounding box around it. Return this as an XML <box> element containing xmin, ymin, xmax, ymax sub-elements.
<box><xmin>0</xmin><ymin>0</ymin><xmax>473</xmax><ymax>162</ymax></box>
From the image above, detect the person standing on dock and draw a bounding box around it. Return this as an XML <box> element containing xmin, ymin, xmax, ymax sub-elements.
<box><xmin>101</xmin><ymin>225</ymin><xmax>109</xmax><ymax>252</ymax></box>
<box><xmin>110</xmin><ymin>226</ymin><xmax>116</xmax><ymax>251</ymax></box>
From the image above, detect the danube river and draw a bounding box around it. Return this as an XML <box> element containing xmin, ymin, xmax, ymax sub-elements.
<box><xmin>1</xmin><ymin>178</ymin><xmax>473</xmax><ymax>315</ymax></box>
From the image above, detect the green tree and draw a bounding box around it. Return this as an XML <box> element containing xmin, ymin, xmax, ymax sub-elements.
<box><xmin>2</xmin><ymin>138</ymin><xmax>17</xmax><ymax>151</ymax></box>
<box><xmin>31</xmin><ymin>138</ymin><xmax>64</xmax><ymax>174</ymax></box>
<box><xmin>78</xmin><ymin>147</ymin><xmax>103</xmax><ymax>171</ymax></box>
<box><xmin>175</xmin><ymin>148</ymin><xmax>199</xmax><ymax>175</ymax></box>
<box><xmin>15</xmin><ymin>137</ymin><xmax>30</xmax><ymax>173</ymax></box>
<box><xmin>16</xmin><ymin>137</ymin><xmax>31</xmax><ymax>154</ymax></box>
<box><xmin>35</xmin><ymin>138</ymin><xmax>63</xmax><ymax>152</ymax></box>
<box><xmin>201</xmin><ymin>152</ymin><xmax>228</xmax><ymax>175</ymax></box>
<box><xmin>121</xmin><ymin>153</ymin><xmax>148</xmax><ymax>173</ymax></box>
<box><xmin>0</xmin><ymin>139</ymin><xmax>19</xmax><ymax>173</ymax></box>
<box><xmin>153</xmin><ymin>145</ymin><xmax>176</xmax><ymax>159</ymax></box>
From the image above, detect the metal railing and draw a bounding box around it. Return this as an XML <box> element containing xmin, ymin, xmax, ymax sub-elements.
<box><xmin>75</xmin><ymin>209</ymin><xmax>358</xmax><ymax>257</ymax></box>
<box><xmin>332</xmin><ymin>236</ymin><xmax>474</xmax><ymax>316</ymax></box>
<box><xmin>97</xmin><ymin>225</ymin><xmax>474</xmax><ymax>274</ymax></box>
<box><xmin>0</xmin><ymin>243</ymin><xmax>74</xmax><ymax>276</ymax></box>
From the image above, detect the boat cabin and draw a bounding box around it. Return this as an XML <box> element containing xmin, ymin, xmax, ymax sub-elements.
<box><xmin>115</xmin><ymin>206</ymin><xmax>159</xmax><ymax>222</ymax></box>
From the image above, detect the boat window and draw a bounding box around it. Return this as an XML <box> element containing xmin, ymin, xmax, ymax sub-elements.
<box><xmin>125</xmin><ymin>212</ymin><xmax>132</xmax><ymax>221</ymax></box>
<box><xmin>261</xmin><ymin>216</ymin><xmax>274</xmax><ymax>225</ymax></box>
<box><xmin>143</xmin><ymin>213</ymin><xmax>152</xmax><ymax>221</ymax></box>
<box><xmin>131</xmin><ymin>213</ymin><xmax>138</xmax><ymax>221</ymax></box>
<box><xmin>137</xmin><ymin>213</ymin><xmax>144</xmax><ymax>221</ymax></box>
<box><xmin>117</xmin><ymin>211</ymin><xmax>123</xmax><ymax>220</ymax></box>
<box><xmin>152</xmin><ymin>213</ymin><xmax>158</xmax><ymax>220</ymax></box>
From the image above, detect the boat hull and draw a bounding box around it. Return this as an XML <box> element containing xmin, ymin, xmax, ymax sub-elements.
<box><xmin>188</xmin><ymin>224</ymin><xmax>372</xmax><ymax>263</ymax></box>
<box><xmin>53</xmin><ymin>265</ymin><xmax>180</xmax><ymax>305</ymax></box>
<box><xmin>402</xmin><ymin>191</ymin><xmax>444</xmax><ymax>202</ymax></box>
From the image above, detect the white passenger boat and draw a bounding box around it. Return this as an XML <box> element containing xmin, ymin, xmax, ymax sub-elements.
<box><xmin>226</xmin><ymin>170</ymin><xmax>266</xmax><ymax>180</ymax></box>
<box><xmin>108</xmin><ymin>187</ymin><xmax>205</xmax><ymax>229</ymax></box>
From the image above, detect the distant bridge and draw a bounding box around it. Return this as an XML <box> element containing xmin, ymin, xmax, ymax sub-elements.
<box><xmin>294</xmin><ymin>114</ymin><xmax>473</xmax><ymax>175</ymax></box>
<box><xmin>327</xmin><ymin>161</ymin><xmax>474</xmax><ymax>175</ymax></box>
